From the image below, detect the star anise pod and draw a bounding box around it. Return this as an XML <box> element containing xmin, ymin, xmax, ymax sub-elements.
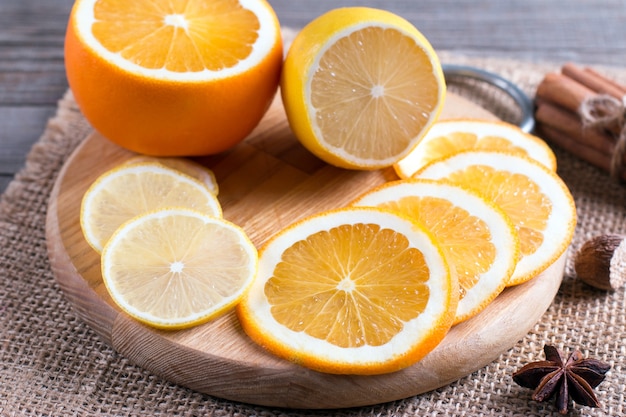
<box><xmin>512</xmin><ymin>344</ymin><xmax>611</xmax><ymax>414</ymax></box>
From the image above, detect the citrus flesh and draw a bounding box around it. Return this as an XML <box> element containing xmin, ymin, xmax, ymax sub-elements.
<box><xmin>414</xmin><ymin>151</ymin><xmax>577</xmax><ymax>285</ymax></box>
<box><xmin>281</xmin><ymin>7</ymin><xmax>446</xmax><ymax>169</ymax></box>
<box><xmin>89</xmin><ymin>0</ymin><xmax>265</xmax><ymax>75</ymax></box>
<box><xmin>237</xmin><ymin>207</ymin><xmax>456</xmax><ymax>375</ymax></box>
<box><xmin>102</xmin><ymin>208</ymin><xmax>257</xmax><ymax>329</ymax></box>
<box><xmin>65</xmin><ymin>0</ymin><xmax>283</xmax><ymax>155</ymax></box>
<box><xmin>394</xmin><ymin>119</ymin><xmax>557</xmax><ymax>178</ymax></box>
<box><xmin>352</xmin><ymin>179</ymin><xmax>519</xmax><ymax>324</ymax></box>
<box><xmin>81</xmin><ymin>162</ymin><xmax>222</xmax><ymax>253</ymax></box>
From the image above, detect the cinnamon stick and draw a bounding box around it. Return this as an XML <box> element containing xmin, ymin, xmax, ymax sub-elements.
<box><xmin>535</xmin><ymin>72</ymin><xmax>595</xmax><ymax>114</ymax></box>
<box><xmin>534</xmin><ymin>64</ymin><xmax>626</xmax><ymax>182</ymax></box>
<box><xmin>562</xmin><ymin>63</ymin><xmax>626</xmax><ymax>99</ymax></box>
<box><xmin>538</xmin><ymin>124</ymin><xmax>622</xmax><ymax>180</ymax></box>
<box><xmin>535</xmin><ymin>101</ymin><xmax>616</xmax><ymax>156</ymax></box>
<box><xmin>584</xmin><ymin>67</ymin><xmax>626</xmax><ymax>96</ymax></box>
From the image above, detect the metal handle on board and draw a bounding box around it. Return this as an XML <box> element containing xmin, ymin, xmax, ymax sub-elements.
<box><xmin>442</xmin><ymin>64</ymin><xmax>535</xmax><ymax>133</ymax></box>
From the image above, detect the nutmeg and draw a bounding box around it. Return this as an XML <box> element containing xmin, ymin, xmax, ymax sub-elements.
<box><xmin>574</xmin><ymin>234</ymin><xmax>626</xmax><ymax>291</ymax></box>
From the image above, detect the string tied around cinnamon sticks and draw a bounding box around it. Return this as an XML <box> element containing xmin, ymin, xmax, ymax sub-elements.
<box><xmin>579</xmin><ymin>94</ymin><xmax>626</xmax><ymax>181</ymax></box>
<box><xmin>535</xmin><ymin>62</ymin><xmax>626</xmax><ymax>184</ymax></box>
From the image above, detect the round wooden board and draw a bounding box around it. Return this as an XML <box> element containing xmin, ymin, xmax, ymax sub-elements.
<box><xmin>46</xmin><ymin>93</ymin><xmax>565</xmax><ymax>409</ymax></box>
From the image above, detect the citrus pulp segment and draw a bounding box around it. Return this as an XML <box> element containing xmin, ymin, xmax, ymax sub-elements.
<box><xmin>101</xmin><ymin>208</ymin><xmax>257</xmax><ymax>330</ymax></box>
<box><xmin>125</xmin><ymin>156</ymin><xmax>219</xmax><ymax>195</ymax></box>
<box><xmin>414</xmin><ymin>151</ymin><xmax>577</xmax><ymax>285</ymax></box>
<box><xmin>237</xmin><ymin>207</ymin><xmax>457</xmax><ymax>375</ymax></box>
<box><xmin>80</xmin><ymin>163</ymin><xmax>222</xmax><ymax>253</ymax></box>
<box><xmin>280</xmin><ymin>7</ymin><xmax>446</xmax><ymax>169</ymax></box>
<box><xmin>352</xmin><ymin>179</ymin><xmax>520</xmax><ymax>324</ymax></box>
<box><xmin>65</xmin><ymin>0</ymin><xmax>283</xmax><ymax>155</ymax></box>
<box><xmin>394</xmin><ymin>119</ymin><xmax>557</xmax><ymax>178</ymax></box>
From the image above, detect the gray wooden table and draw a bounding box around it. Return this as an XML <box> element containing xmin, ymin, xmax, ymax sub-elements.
<box><xmin>1</xmin><ymin>0</ymin><xmax>625</xmax><ymax>195</ymax></box>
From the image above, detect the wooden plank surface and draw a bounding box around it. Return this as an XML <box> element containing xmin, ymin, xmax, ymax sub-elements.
<box><xmin>1</xmin><ymin>0</ymin><xmax>626</xmax><ymax>195</ymax></box>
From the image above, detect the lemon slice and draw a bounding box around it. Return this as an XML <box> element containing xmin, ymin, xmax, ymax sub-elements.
<box><xmin>81</xmin><ymin>162</ymin><xmax>222</xmax><ymax>253</ymax></box>
<box><xmin>281</xmin><ymin>7</ymin><xmax>446</xmax><ymax>169</ymax></box>
<box><xmin>237</xmin><ymin>207</ymin><xmax>457</xmax><ymax>375</ymax></box>
<box><xmin>102</xmin><ymin>208</ymin><xmax>257</xmax><ymax>329</ymax></box>
<box><xmin>125</xmin><ymin>156</ymin><xmax>219</xmax><ymax>195</ymax></box>
<box><xmin>394</xmin><ymin>119</ymin><xmax>557</xmax><ymax>178</ymax></box>
<box><xmin>415</xmin><ymin>150</ymin><xmax>577</xmax><ymax>285</ymax></box>
<box><xmin>352</xmin><ymin>179</ymin><xmax>520</xmax><ymax>324</ymax></box>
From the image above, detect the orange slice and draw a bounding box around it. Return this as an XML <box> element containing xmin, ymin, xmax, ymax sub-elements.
<box><xmin>394</xmin><ymin>119</ymin><xmax>557</xmax><ymax>178</ymax></box>
<box><xmin>237</xmin><ymin>207</ymin><xmax>456</xmax><ymax>375</ymax></box>
<box><xmin>415</xmin><ymin>150</ymin><xmax>577</xmax><ymax>285</ymax></box>
<box><xmin>280</xmin><ymin>7</ymin><xmax>446</xmax><ymax>169</ymax></box>
<box><xmin>102</xmin><ymin>208</ymin><xmax>257</xmax><ymax>329</ymax></box>
<box><xmin>352</xmin><ymin>179</ymin><xmax>519</xmax><ymax>324</ymax></box>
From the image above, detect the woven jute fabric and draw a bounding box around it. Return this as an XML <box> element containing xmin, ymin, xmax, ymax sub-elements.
<box><xmin>2</xmin><ymin>44</ymin><xmax>626</xmax><ymax>416</ymax></box>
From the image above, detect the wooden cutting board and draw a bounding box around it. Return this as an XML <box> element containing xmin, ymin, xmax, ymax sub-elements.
<box><xmin>45</xmin><ymin>93</ymin><xmax>565</xmax><ymax>409</ymax></box>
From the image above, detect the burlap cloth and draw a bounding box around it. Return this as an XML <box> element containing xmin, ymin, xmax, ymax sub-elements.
<box><xmin>2</xmin><ymin>41</ymin><xmax>626</xmax><ymax>416</ymax></box>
